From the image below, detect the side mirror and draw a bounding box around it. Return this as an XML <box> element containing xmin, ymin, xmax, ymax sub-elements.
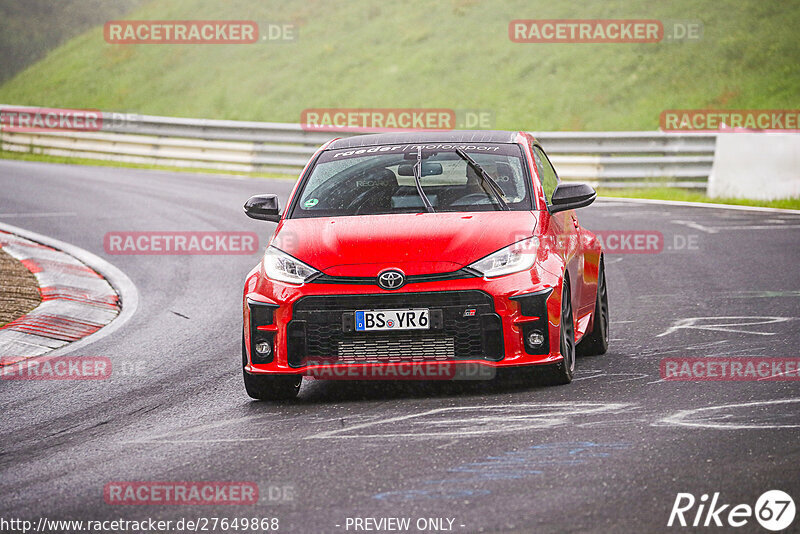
<box><xmin>244</xmin><ymin>194</ymin><xmax>281</xmax><ymax>222</ymax></box>
<box><xmin>550</xmin><ymin>183</ymin><xmax>596</xmax><ymax>213</ymax></box>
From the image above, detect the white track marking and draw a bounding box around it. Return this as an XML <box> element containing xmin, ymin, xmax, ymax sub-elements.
<box><xmin>757</xmin><ymin>369</ymin><xmax>797</xmax><ymax>381</ymax></box>
<box><xmin>597</xmin><ymin>196</ymin><xmax>800</xmax><ymax>214</ymax></box>
<box><xmin>572</xmin><ymin>370</ymin><xmax>606</xmax><ymax>381</ymax></box>
<box><xmin>659</xmin><ymin>399</ymin><xmax>800</xmax><ymax>430</ymax></box>
<box><xmin>714</xmin><ymin>224</ymin><xmax>800</xmax><ymax>230</ymax></box>
<box><xmin>0</xmin><ymin>212</ymin><xmax>77</xmax><ymax>218</ymax></box>
<box><xmin>123</xmin><ymin>413</ymin><xmax>384</xmax><ymax>444</ymax></box>
<box><xmin>576</xmin><ymin>417</ymin><xmax>652</xmax><ymax>428</ymax></box>
<box><xmin>573</xmin><ymin>371</ymin><xmax>649</xmax><ymax>383</ymax></box>
<box><xmin>305</xmin><ymin>403</ymin><xmax>632</xmax><ymax>440</ymax></box>
<box><xmin>123</xmin><ymin>415</ymin><xmax>276</xmax><ymax>444</ymax></box>
<box><xmin>672</xmin><ymin>220</ymin><xmax>800</xmax><ymax>232</ymax></box>
<box><xmin>671</xmin><ymin>220</ymin><xmax>718</xmax><ymax>234</ymax></box>
<box><xmin>657</xmin><ymin>316</ymin><xmax>793</xmax><ymax>337</ymax></box>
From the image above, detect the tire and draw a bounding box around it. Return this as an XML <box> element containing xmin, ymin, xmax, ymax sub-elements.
<box><xmin>577</xmin><ymin>260</ymin><xmax>609</xmax><ymax>356</ymax></box>
<box><xmin>541</xmin><ymin>279</ymin><xmax>575</xmax><ymax>385</ymax></box>
<box><xmin>242</xmin><ymin>333</ymin><xmax>301</xmax><ymax>401</ymax></box>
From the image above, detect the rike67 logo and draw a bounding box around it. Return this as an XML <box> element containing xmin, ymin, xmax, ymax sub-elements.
<box><xmin>668</xmin><ymin>490</ymin><xmax>795</xmax><ymax>531</ymax></box>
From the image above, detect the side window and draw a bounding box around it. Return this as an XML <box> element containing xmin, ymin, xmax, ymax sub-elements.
<box><xmin>532</xmin><ymin>146</ymin><xmax>559</xmax><ymax>205</ymax></box>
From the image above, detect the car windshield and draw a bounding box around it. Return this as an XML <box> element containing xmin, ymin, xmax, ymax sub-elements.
<box><xmin>290</xmin><ymin>142</ymin><xmax>532</xmax><ymax>218</ymax></box>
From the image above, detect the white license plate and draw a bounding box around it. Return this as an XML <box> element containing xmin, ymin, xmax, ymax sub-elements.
<box><xmin>354</xmin><ymin>309</ymin><xmax>430</xmax><ymax>331</ymax></box>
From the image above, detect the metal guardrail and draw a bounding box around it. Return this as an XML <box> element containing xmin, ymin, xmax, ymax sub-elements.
<box><xmin>0</xmin><ymin>106</ymin><xmax>716</xmax><ymax>188</ymax></box>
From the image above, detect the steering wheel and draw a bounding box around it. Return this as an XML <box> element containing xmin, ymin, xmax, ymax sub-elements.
<box><xmin>353</xmin><ymin>187</ymin><xmax>396</xmax><ymax>215</ymax></box>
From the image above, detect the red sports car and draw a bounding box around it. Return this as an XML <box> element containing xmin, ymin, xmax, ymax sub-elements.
<box><xmin>242</xmin><ymin>131</ymin><xmax>607</xmax><ymax>399</ymax></box>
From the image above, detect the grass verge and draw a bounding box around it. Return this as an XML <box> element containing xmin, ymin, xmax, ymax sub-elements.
<box><xmin>597</xmin><ymin>187</ymin><xmax>800</xmax><ymax>210</ymax></box>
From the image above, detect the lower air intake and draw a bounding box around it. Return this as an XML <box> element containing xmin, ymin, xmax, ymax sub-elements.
<box><xmin>337</xmin><ymin>336</ymin><xmax>455</xmax><ymax>362</ymax></box>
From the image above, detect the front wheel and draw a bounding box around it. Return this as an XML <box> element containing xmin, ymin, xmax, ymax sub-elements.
<box><xmin>242</xmin><ymin>333</ymin><xmax>300</xmax><ymax>400</ymax></box>
<box><xmin>541</xmin><ymin>279</ymin><xmax>575</xmax><ymax>385</ymax></box>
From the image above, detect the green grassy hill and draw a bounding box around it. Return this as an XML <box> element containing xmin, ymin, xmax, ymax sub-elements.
<box><xmin>0</xmin><ymin>0</ymin><xmax>144</xmax><ymax>83</ymax></box>
<box><xmin>0</xmin><ymin>0</ymin><xmax>798</xmax><ymax>130</ymax></box>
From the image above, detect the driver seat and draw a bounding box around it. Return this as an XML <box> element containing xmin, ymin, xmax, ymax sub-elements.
<box><xmin>353</xmin><ymin>168</ymin><xmax>398</xmax><ymax>214</ymax></box>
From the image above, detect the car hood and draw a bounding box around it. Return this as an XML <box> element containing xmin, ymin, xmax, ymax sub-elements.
<box><xmin>270</xmin><ymin>211</ymin><xmax>538</xmax><ymax>277</ymax></box>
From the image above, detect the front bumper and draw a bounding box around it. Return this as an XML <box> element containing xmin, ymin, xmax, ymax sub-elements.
<box><xmin>243</xmin><ymin>267</ymin><xmax>564</xmax><ymax>376</ymax></box>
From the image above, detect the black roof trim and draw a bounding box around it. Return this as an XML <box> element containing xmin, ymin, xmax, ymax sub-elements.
<box><xmin>326</xmin><ymin>130</ymin><xmax>520</xmax><ymax>150</ymax></box>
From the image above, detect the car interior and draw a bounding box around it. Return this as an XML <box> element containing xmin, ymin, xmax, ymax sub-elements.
<box><xmin>297</xmin><ymin>153</ymin><xmax>530</xmax><ymax>216</ymax></box>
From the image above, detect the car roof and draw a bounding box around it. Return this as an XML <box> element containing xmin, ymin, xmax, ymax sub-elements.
<box><xmin>326</xmin><ymin>130</ymin><xmax>522</xmax><ymax>150</ymax></box>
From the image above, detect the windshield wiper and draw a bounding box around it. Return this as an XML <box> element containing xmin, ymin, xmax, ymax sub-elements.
<box><xmin>412</xmin><ymin>146</ymin><xmax>436</xmax><ymax>213</ymax></box>
<box><xmin>455</xmin><ymin>148</ymin><xmax>510</xmax><ymax>211</ymax></box>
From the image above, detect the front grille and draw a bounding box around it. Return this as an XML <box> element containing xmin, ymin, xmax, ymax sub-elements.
<box><xmin>287</xmin><ymin>291</ymin><xmax>502</xmax><ymax>367</ymax></box>
<box><xmin>309</xmin><ymin>269</ymin><xmax>478</xmax><ymax>286</ymax></box>
<box><xmin>338</xmin><ymin>336</ymin><xmax>455</xmax><ymax>362</ymax></box>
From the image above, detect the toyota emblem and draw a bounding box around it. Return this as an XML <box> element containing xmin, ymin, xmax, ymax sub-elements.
<box><xmin>377</xmin><ymin>269</ymin><xmax>405</xmax><ymax>290</ymax></box>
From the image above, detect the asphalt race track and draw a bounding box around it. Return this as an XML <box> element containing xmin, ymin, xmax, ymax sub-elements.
<box><xmin>1</xmin><ymin>159</ymin><xmax>799</xmax><ymax>533</ymax></box>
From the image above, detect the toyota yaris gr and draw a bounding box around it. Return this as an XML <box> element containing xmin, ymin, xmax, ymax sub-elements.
<box><xmin>241</xmin><ymin>131</ymin><xmax>608</xmax><ymax>400</ymax></box>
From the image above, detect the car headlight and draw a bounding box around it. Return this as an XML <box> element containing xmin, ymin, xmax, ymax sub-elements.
<box><xmin>262</xmin><ymin>246</ymin><xmax>319</xmax><ymax>284</ymax></box>
<box><xmin>468</xmin><ymin>237</ymin><xmax>539</xmax><ymax>278</ymax></box>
